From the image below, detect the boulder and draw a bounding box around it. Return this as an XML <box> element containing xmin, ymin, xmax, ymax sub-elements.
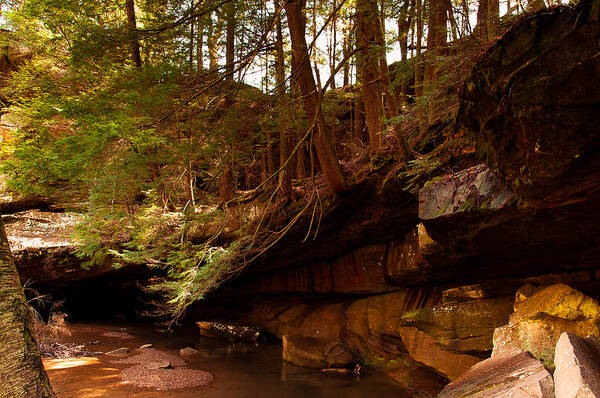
<box><xmin>282</xmin><ymin>335</ymin><xmax>353</xmax><ymax>369</ymax></box>
<box><xmin>554</xmin><ymin>333</ymin><xmax>600</xmax><ymax>398</ymax></box>
<box><xmin>401</xmin><ymin>297</ymin><xmax>513</xmax><ymax>354</ymax></box>
<box><xmin>511</xmin><ymin>284</ymin><xmax>600</xmax><ymax>322</ymax></box>
<box><xmin>493</xmin><ymin>284</ymin><xmax>600</xmax><ymax>368</ymax></box>
<box><xmin>340</xmin><ymin>288</ymin><xmax>441</xmax><ymax>369</ymax></box>
<box><xmin>178</xmin><ymin>347</ymin><xmax>200</xmax><ymax>356</ymax></box>
<box><xmin>247</xmin><ymin>300</ymin><xmax>347</xmax><ymax>342</ymax></box>
<box><xmin>419</xmin><ymin>164</ymin><xmax>515</xmax><ymax>221</ymax></box>
<box><xmin>0</xmin><ymin>37</ymin><xmax>33</xmax><ymax>78</ymax></box>
<box><xmin>417</xmin><ymin>160</ymin><xmax>600</xmax><ymax>287</ymax></box>
<box><xmin>439</xmin><ymin>349</ymin><xmax>554</xmax><ymax>398</ymax></box>
<box><xmin>196</xmin><ymin>321</ymin><xmax>261</xmax><ymax>341</ymax></box>
<box><xmin>397</xmin><ymin>326</ymin><xmax>480</xmax><ymax>380</ymax></box>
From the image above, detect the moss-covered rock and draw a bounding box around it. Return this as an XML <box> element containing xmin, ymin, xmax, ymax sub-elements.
<box><xmin>492</xmin><ymin>283</ymin><xmax>600</xmax><ymax>369</ymax></box>
<box><xmin>401</xmin><ymin>297</ymin><xmax>514</xmax><ymax>354</ymax></box>
<box><xmin>419</xmin><ymin>164</ymin><xmax>515</xmax><ymax>221</ymax></box>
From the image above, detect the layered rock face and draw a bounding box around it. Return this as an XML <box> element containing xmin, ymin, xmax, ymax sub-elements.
<box><xmin>1</xmin><ymin>205</ymin><xmax>152</xmax><ymax>318</ymax></box>
<box><xmin>193</xmin><ymin>1</ymin><xmax>600</xmax><ymax>394</ymax></box>
<box><xmin>202</xmin><ymin>160</ymin><xmax>599</xmax><ymax>390</ymax></box>
<box><xmin>3</xmin><ymin>210</ymin><xmax>93</xmax><ymax>282</ymax></box>
<box><xmin>458</xmin><ymin>0</ymin><xmax>600</xmax><ymax>204</ymax></box>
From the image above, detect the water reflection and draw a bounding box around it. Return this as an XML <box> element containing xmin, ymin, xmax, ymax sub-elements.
<box><xmin>46</xmin><ymin>322</ymin><xmax>413</xmax><ymax>398</ymax></box>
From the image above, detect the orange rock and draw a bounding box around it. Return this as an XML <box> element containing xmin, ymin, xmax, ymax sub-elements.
<box><xmin>282</xmin><ymin>335</ymin><xmax>353</xmax><ymax>369</ymax></box>
<box><xmin>398</xmin><ymin>326</ymin><xmax>480</xmax><ymax>380</ymax></box>
<box><xmin>401</xmin><ymin>297</ymin><xmax>513</xmax><ymax>353</ymax></box>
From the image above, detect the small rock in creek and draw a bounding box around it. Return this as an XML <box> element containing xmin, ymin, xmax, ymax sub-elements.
<box><xmin>179</xmin><ymin>347</ymin><xmax>200</xmax><ymax>356</ymax></box>
<box><xmin>88</xmin><ymin>340</ymin><xmax>101</xmax><ymax>345</ymax></box>
<box><xmin>105</xmin><ymin>347</ymin><xmax>130</xmax><ymax>356</ymax></box>
<box><xmin>321</xmin><ymin>368</ymin><xmax>353</xmax><ymax>375</ymax></box>
<box><xmin>145</xmin><ymin>361</ymin><xmax>172</xmax><ymax>370</ymax></box>
<box><xmin>140</xmin><ymin>344</ymin><xmax>153</xmax><ymax>349</ymax></box>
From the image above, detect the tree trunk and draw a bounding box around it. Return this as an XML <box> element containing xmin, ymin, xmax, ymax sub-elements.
<box><xmin>357</xmin><ymin>0</ymin><xmax>385</xmax><ymax>154</ymax></box>
<box><xmin>274</xmin><ymin>0</ymin><xmax>292</xmax><ymax>199</ymax></box>
<box><xmin>475</xmin><ymin>0</ymin><xmax>489</xmax><ymax>42</ymax></box>
<box><xmin>225</xmin><ymin>1</ymin><xmax>236</xmax><ymax>79</ymax></box>
<box><xmin>219</xmin><ymin>155</ymin><xmax>234</xmax><ymax>205</ymax></box>
<box><xmin>189</xmin><ymin>0</ymin><xmax>195</xmax><ymax>69</ymax></box>
<box><xmin>353</xmin><ymin>25</ymin><xmax>366</xmax><ymax>141</ymax></box>
<box><xmin>125</xmin><ymin>0</ymin><xmax>142</xmax><ymax>67</ymax></box>
<box><xmin>207</xmin><ymin>12</ymin><xmax>221</xmax><ymax>71</ymax></box>
<box><xmin>398</xmin><ymin>0</ymin><xmax>412</xmax><ymax>62</ymax></box>
<box><xmin>424</xmin><ymin>0</ymin><xmax>447</xmax><ymax>84</ymax></box>
<box><xmin>487</xmin><ymin>0</ymin><xmax>499</xmax><ymax>40</ymax></box>
<box><xmin>353</xmin><ymin>94</ymin><xmax>366</xmax><ymax>142</ymax></box>
<box><xmin>285</xmin><ymin>0</ymin><xmax>347</xmax><ymax>194</ymax></box>
<box><xmin>374</xmin><ymin>9</ymin><xmax>399</xmax><ymax>119</ymax></box>
<box><xmin>329</xmin><ymin>0</ymin><xmax>337</xmax><ymax>90</ymax></box>
<box><xmin>196</xmin><ymin>14</ymin><xmax>204</xmax><ymax>69</ymax></box>
<box><xmin>445</xmin><ymin>0</ymin><xmax>459</xmax><ymax>40</ymax></box>
<box><xmin>342</xmin><ymin>27</ymin><xmax>350</xmax><ymax>87</ymax></box>
<box><xmin>414</xmin><ymin>0</ymin><xmax>424</xmax><ymax>97</ymax></box>
<box><xmin>398</xmin><ymin>0</ymin><xmax>413</xmax><ymax>108</ymax></box>
<box><xmin>0</xmin><ymin>218</ymin><xmax>55</xmax><ymax>398</ymax></box>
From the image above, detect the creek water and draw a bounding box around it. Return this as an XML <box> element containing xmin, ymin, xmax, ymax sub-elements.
<box><xmin>45</xmin><ymin>322</ymin><xmax>412</xmax><ymax>397</ymax></box>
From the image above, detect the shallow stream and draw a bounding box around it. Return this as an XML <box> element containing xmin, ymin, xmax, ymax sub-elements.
<box><xmin>45</xmin><ymin>322</ymin><xmax>411</xmax><ymax>397</ymax></box>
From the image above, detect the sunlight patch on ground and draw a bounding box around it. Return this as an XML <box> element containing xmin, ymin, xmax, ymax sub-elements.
<box><xmin>44</xmin><ymin>357</ymin><xmax>100</xmax><ymax>370</ymax></box>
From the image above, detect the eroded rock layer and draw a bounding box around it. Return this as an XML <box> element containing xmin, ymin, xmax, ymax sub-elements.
<box><xmin>194</xmin><ymin>3</ymin><xmax>600</xmax><ymax>391</ymax></box>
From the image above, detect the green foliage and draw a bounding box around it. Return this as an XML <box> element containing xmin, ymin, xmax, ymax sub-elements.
<box><xmin>148</xmin><ymin>238</ymin><xmax>246</xmax><ymax>321</ymax></box>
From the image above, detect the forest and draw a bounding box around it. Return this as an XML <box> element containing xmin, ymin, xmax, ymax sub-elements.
<box><xmin>0</xmin><ymin>0</ymin><xmax>599</xmax><ymax>396</ymax></box>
